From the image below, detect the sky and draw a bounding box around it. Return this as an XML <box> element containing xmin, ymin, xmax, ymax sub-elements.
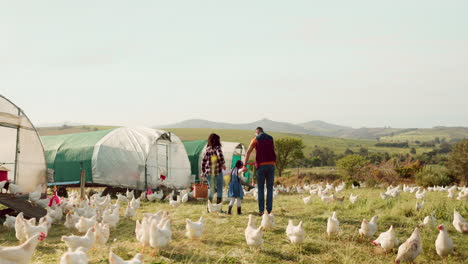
<box><xmin>1</xmin><ymin>0</ymin><xmax>467</xmax><ymax>128</ymax></box>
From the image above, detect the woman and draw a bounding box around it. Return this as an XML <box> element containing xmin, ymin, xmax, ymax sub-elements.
<box><xmin>201</xmin><ymin>133</ymin><xmax>226</xmax><ymax>205</ymax></box>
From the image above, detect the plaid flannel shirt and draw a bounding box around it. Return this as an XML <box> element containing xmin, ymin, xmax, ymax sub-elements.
<box><xmin>201</xmin><ymin>146</ymin><xmax>225</xmax><ymax>176</ymax></box>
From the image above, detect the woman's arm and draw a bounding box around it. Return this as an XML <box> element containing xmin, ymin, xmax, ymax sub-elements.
<box><xmin>201</xmin><ymin>152</ymin><xmax>209</xmax><ymax>176</ymax></box>
<box><xmin>217</xmin><ymin>147</ymin><xmax>226</xmax><ymax>170</ymax></box>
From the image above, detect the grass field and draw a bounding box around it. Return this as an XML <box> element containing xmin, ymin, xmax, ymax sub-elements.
<box><xmin>1</xmin><ymin>188</ymin><xmax>466</xmax><ymax>263</ymax></box>
<box><xmin>165</xmin><ymin>128</ymin><xmax>433</xmax><ymax>155</ymax></box>
<box><xmin>380</xmin><ymin>127</ymin><xmax>468</xmax><ymax>143</ymax></box>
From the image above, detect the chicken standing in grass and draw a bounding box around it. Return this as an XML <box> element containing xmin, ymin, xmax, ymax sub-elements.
<box><xmin>359</xmin><ymin>216</ymin><xmax>378</xmax><ymax>238</ymax></box>
<box><xmin>372</xmin><ymin>225</ymin><xmax>399</xmax><ymax>252</ymax></box>
<box><xmin>327</xmin><ymin>211</ymin><xmax>339</xmax><ymax>236</ymax></box>
<box><xmin>452</xmin><ymin>209</ymin><xmax>468</xmax><ymax>233</ymax></box>
<box><xmin>302</xmin><ymin>195</ymin><xmax>312</xmax><ymax>205</ymax></box>
<box><xmin>207</xmin><ymin>200</ymin><xmax>222</xmax><ymax>213</ymax></box>
<box><xmin>245</xmin><ymin>214</ymin><xmax>264</xmax><ymax>249</ymax></box>
<box><xmin>62</xmin><ymin>227</ymin><xmax>95</xmax><ymax>252</ymax></box>
<box><xmin>0</xmin><ymin>232</ymin><xmax>46</xmax><ymax>264</ymax></box>
<box><xmin>59</xmin><ymin>247</ymin><xmax>88</xmax><ymax>264</ymax></box>
<box><xmin>435</xmin><ymin>225</ymin><xmax>454</xmax><ymax>258</ymax></box>
<box><xmin>260</xmin><ymin>212</ymin><xmax>275</xmax><ymax>230</ymax></box>
<box><xmin>185</xmin><ymin>216</ymin><xmax>204</xmax><ymax>240</ymax></box>
<box><xmin>109</xmin><ymin>250</ymin><xmax>143</xmax><ymax>264</ymax></box>
<box><xmin>349</xmin><ymin>194</ymin><xmax>359</xmax><ymax>204</ymax></box>
<box><xmin>286</xmin><ymin>220</ymin><xmax>305</xmax><ymax>244</ymax></box>
<box><xmin>394</xmin><ymin>228</ymin><xmax>422</xmax><ymax>264</ymax></box>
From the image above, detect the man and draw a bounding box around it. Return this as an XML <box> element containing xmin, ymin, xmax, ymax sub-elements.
<box><xmin>244</xmin><ymin>127</ymin><xmax>276</xmax><ymax>216</ymax></box>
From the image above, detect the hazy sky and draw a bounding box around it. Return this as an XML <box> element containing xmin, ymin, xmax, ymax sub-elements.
<box><xmin>1</xmin><ymin>0</ymin><xmax>467</xmax><ymax>128</ymax></box>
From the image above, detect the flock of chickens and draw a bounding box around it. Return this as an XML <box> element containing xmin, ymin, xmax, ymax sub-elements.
<box><xmin>0</xmin><ymin>181</ymin><xmax>467</xmax><ymax>263</ymax></box>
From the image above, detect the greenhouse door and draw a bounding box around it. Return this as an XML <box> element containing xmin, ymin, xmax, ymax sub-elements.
<box><xmin>146</xmin><ymin>142</ymin><xmax>169</xmax><ymax>188</ymax></box>
<box><xmin>0</xmin><ymin>125</ymin><xmax>18</xmax><ymax>181</ymax></box>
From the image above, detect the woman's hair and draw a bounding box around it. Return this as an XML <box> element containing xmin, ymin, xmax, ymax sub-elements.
<box><xmin>207</xmin><ymin>133</ymin><xmax>221</xmax><ymax>148</ymax></box>
<box><xmin>235</xmin><ymin>160</ymin><xmax>243</xmax><ymax>168</ymax></box>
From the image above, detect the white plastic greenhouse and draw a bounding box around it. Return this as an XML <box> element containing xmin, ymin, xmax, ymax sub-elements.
<box><xmin>41</xmin><ymin>127</ymin><xmax>192</xmax><ymax>190</ymax></box>
<box><xmin>0</xmin><ymin>95</ymin><xmax>47</xmax><ymax>192</ymax></box>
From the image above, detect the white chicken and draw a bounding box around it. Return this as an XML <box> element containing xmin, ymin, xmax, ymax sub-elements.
<box><xmin>260</xmin><ymin>212</ymin><xmax>275</xmax><ymax>230</ymax></box>
<box><xmin>15</xmin><ymin>213</ymin><xmax>27</xmax><ymax>242</ymax></box>
<box><xmin>75</xmin><ymin>216</ymin><xmax>96</xmax><ymax>233</ymax></box>
<box><xmin>102</xmin><ymin>207</ymin><xmax>120</xmax><ymax>228</ymax></box>
<box><xmin>65</xmin><ymin>212</ymin><xmax>80</xmax><ymax>230</ymax></box>
<box><xmin>124</xmin><ymin>204</ymin><xmax>136</xmax><ymax>218</ymax></box>
<box><xmin>349</xmin><ymin>194</ymin><xmax>359</xmax><ymax>204</ymax></box>
<box><xmin>135</xmin><ymin>217</ymin><xmax>151</xmax><ymax>247</ymax></box>
<box><xmin>139</xmin><ymin>191</ymin><xmax>147</xmax><ymax>201</ymax></box>
<box><xmin>0</xmin><ymin>232</ymin><xmax>46</xmax><ymax>264</ymax></box>
<box><xmin>302</xmin><ymin>196</ymin><xmax>312</xmax><ymax>205</ymax></box>
<box><xmin>395</xmin><ymin>228</ymin><xmax>422</xmax><ymax>264</ymax></box>
<box><xmin>245</xmin><ymin>214</ymin><xmax>264</xmax><ymax>249</ymax></box>
<box><xmin>380</xmin><ymin>192</ymin><xmax>390</xmax><ymax>200</ymax></box>
<box><xmin>286</xmin><ymin>220</ymin><xmax>305</xmax><ymax>244</ymax></box>
<box><xmin>147</xmin><ymin>190</ymin><xmax>163</xmax><ymax>202</ymax></box>
<box><xmin>207</xmin><ymin>200</ymin><xmax>222</xmax><ymax>213</ymax></box>
<box><xmin>415</xmin><ymin>189</ymin><xmax>426</xmax><ymax>200</ymax></box>
<box><xmin>62</xmin><ymin>227</ymin><xmax>95</xmax><ymax>252</ymax></box>
<box><xmin>169</xmin><ymin>195</ymin><xmax>181</xmax><ymax>208</ymax></box>
<box><xmin>149</xmin><ymin>217</ymin><xmax>172</xmax><ymax>250</ymax></box>
<box><xmin>185</xmin><ymin>216</ymin><xmax>204</xmax><ymax>239</ymax></box>
<box><xmin>126</xmin><ymin>189</ymin><xmax>134</xmax><ymax>200</ymax></box>
<box><xmin>23</xmin><ymin>218</ymin><xmax>49</xmax><ymax>239</ymax></box>
<box><xmin>435</xmin><ymin>225</ymin><xmax>454</xmax><ymax>257</ymax></box>
<box><xmin>415</xmin><ymin>201</ymin><xmax>424</xmax><ymax>211</ymax></box>
<box><xmin>28</xmin><ymin>184</ymin><xmax>43</xmax><ymax>206</ymax></box>
<box><xmin>420</xmin><ymin>213</ymin><xmax>436</xmax><ymax>228</ymax></box>
<box><xmin>129</xmin><ymin>197</ymin><xmax>140</xmax><ymax>209</ymax></box>
<box><xmin>109</xmin><ymin>250</ymin><xmax>143</xmax><ymax>264</ymax></box>
<box><xmin>181</xmin><ymin>193</ymin><xmax>189</xmax><ymax>203</ymax></box>
<box><xmin>116</xmin><ymin>193</ymin><xmax>128</xmax><ymax>204</ymax></box>
<box><xmin>94</xmin><ymin>222</ymin><xmax>110</xmax><ymax>245</ymax></box>
<box><xmin>359</xmin><ymin>216</ymin><xmax>378</xmax><ymax>238</ymax></box>
<box><xmin>59</xmin><ymin>247</ymin><xmax>88</xmax><ymax>264</ymax></box>
<box><xmin>452</xmin><ymin>209</ymin><xmax>468</xmax><ymax>233</ymax></box>
<box><xmin>7</xmin><ymin>182</ymin><xmax>23</xmax><ymax>195</ymax></box>
<box><xmin>327</xmin><ymin>211</ymin><xmax>339</xmax><ymax>236</ymax></box>
<box><xmin>372</xmin><ymin>225</ymin><xmax>399</xmax><ymax>252</ymax></box>
<box><xmin>3</xmin><ymin>214</ymin><xmax>16</xmax><ymax>230</ymax></box>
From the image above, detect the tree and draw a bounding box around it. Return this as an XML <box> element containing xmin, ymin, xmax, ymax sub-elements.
<box><xmin>275</xmin><ymin>137</ymin><xmax>305</xmax><ymax>177</ymax></box>
<box><xmin>410</xmin><ymin>147</ymin><xmax>417</xmax><ymax>155</ymax></box>
<box><xmin>336</xmin><ymin>154</ymin><xmax>368</xmax><ymax>181</ymax></box>
<box><xmin>310</xmin><ymin>146</ymin><xmax>336</xmax><ymax>166</ymax></box>
<box><xmin>447</xmin><ymin>139</ymin><xmax>468</xmax><ymax>184</ymax></box>
<box><xmin>344</xmin><ymin>148</ymin><xmax>354</xmax><ymax>156</ymax></box>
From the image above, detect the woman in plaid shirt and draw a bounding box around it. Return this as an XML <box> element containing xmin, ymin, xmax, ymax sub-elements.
<box><xmin>201</xmin><ymin>133</ymin><xmax>226</xmax><ymax>205</ymax></box>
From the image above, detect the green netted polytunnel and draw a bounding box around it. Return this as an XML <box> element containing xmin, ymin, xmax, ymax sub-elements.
<box><xmin>41</xmin><ymin>127</ymin><xmax>191</xmax><ymax>190</ymax></box>
<box><xmin>182</xmin><ymin>140</ymin><xmax>249</xmax><ymax>182</ymax></box>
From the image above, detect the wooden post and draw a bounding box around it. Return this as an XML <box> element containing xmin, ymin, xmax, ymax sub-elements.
<box><xmin>79</xmin><ymin>162</ymin><xmax>85</xmax><ymax>200</ymax></box>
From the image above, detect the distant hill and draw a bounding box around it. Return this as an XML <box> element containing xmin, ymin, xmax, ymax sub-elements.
<box><xmin>159</xmin><ymin>118</ymin><xmax>313</xmax><ymax>135</ymax></box>
<box><xmin>158</xmin><ymin>119</ymin><xmax>468</xmax><ymax>141</ymax></box>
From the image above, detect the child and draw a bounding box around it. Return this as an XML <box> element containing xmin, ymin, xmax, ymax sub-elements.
<box><xmin>227</xmin><ymin>160</ymin><xmax>244</xmax><ymax>215</ymax></box>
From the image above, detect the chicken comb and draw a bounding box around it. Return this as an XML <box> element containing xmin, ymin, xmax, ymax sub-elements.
<box><xmin>38</xmin><ymin>232</ymin><xmax>46</xmax><ymax>241</ymax></box>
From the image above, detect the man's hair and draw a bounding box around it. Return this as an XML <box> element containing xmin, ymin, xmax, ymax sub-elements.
<box><xmin>256</xmin><ymin>127</ymin><xmax>264</xmax><ymax>132</ymax></box>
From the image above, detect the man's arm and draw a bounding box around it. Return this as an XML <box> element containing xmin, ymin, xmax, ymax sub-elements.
<box><xmin>244</xmin><ymin>139</ymin><xmax>255</xmax><ymax>165</ymax></box>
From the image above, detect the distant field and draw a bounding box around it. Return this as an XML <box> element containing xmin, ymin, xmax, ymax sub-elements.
<box><xmin>380</xmin><ymin>127</ymin><xmax>468</xmax><ymax>143</ymax></box>
<box><xmin>165</xmin><ymin>128</ymin><xmax>432</xmax><ymax>155</ymax></box>
<box><xmin>37</xmin><ymin>126</ymin><xmax>434</xmax><ymax>155</ymax></box>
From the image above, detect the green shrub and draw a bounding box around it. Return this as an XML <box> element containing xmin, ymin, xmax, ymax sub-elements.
<box><xmin>415</xmin><ymin>166</ymin><xmax>453</xmax><ymax>187</ymax></box>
